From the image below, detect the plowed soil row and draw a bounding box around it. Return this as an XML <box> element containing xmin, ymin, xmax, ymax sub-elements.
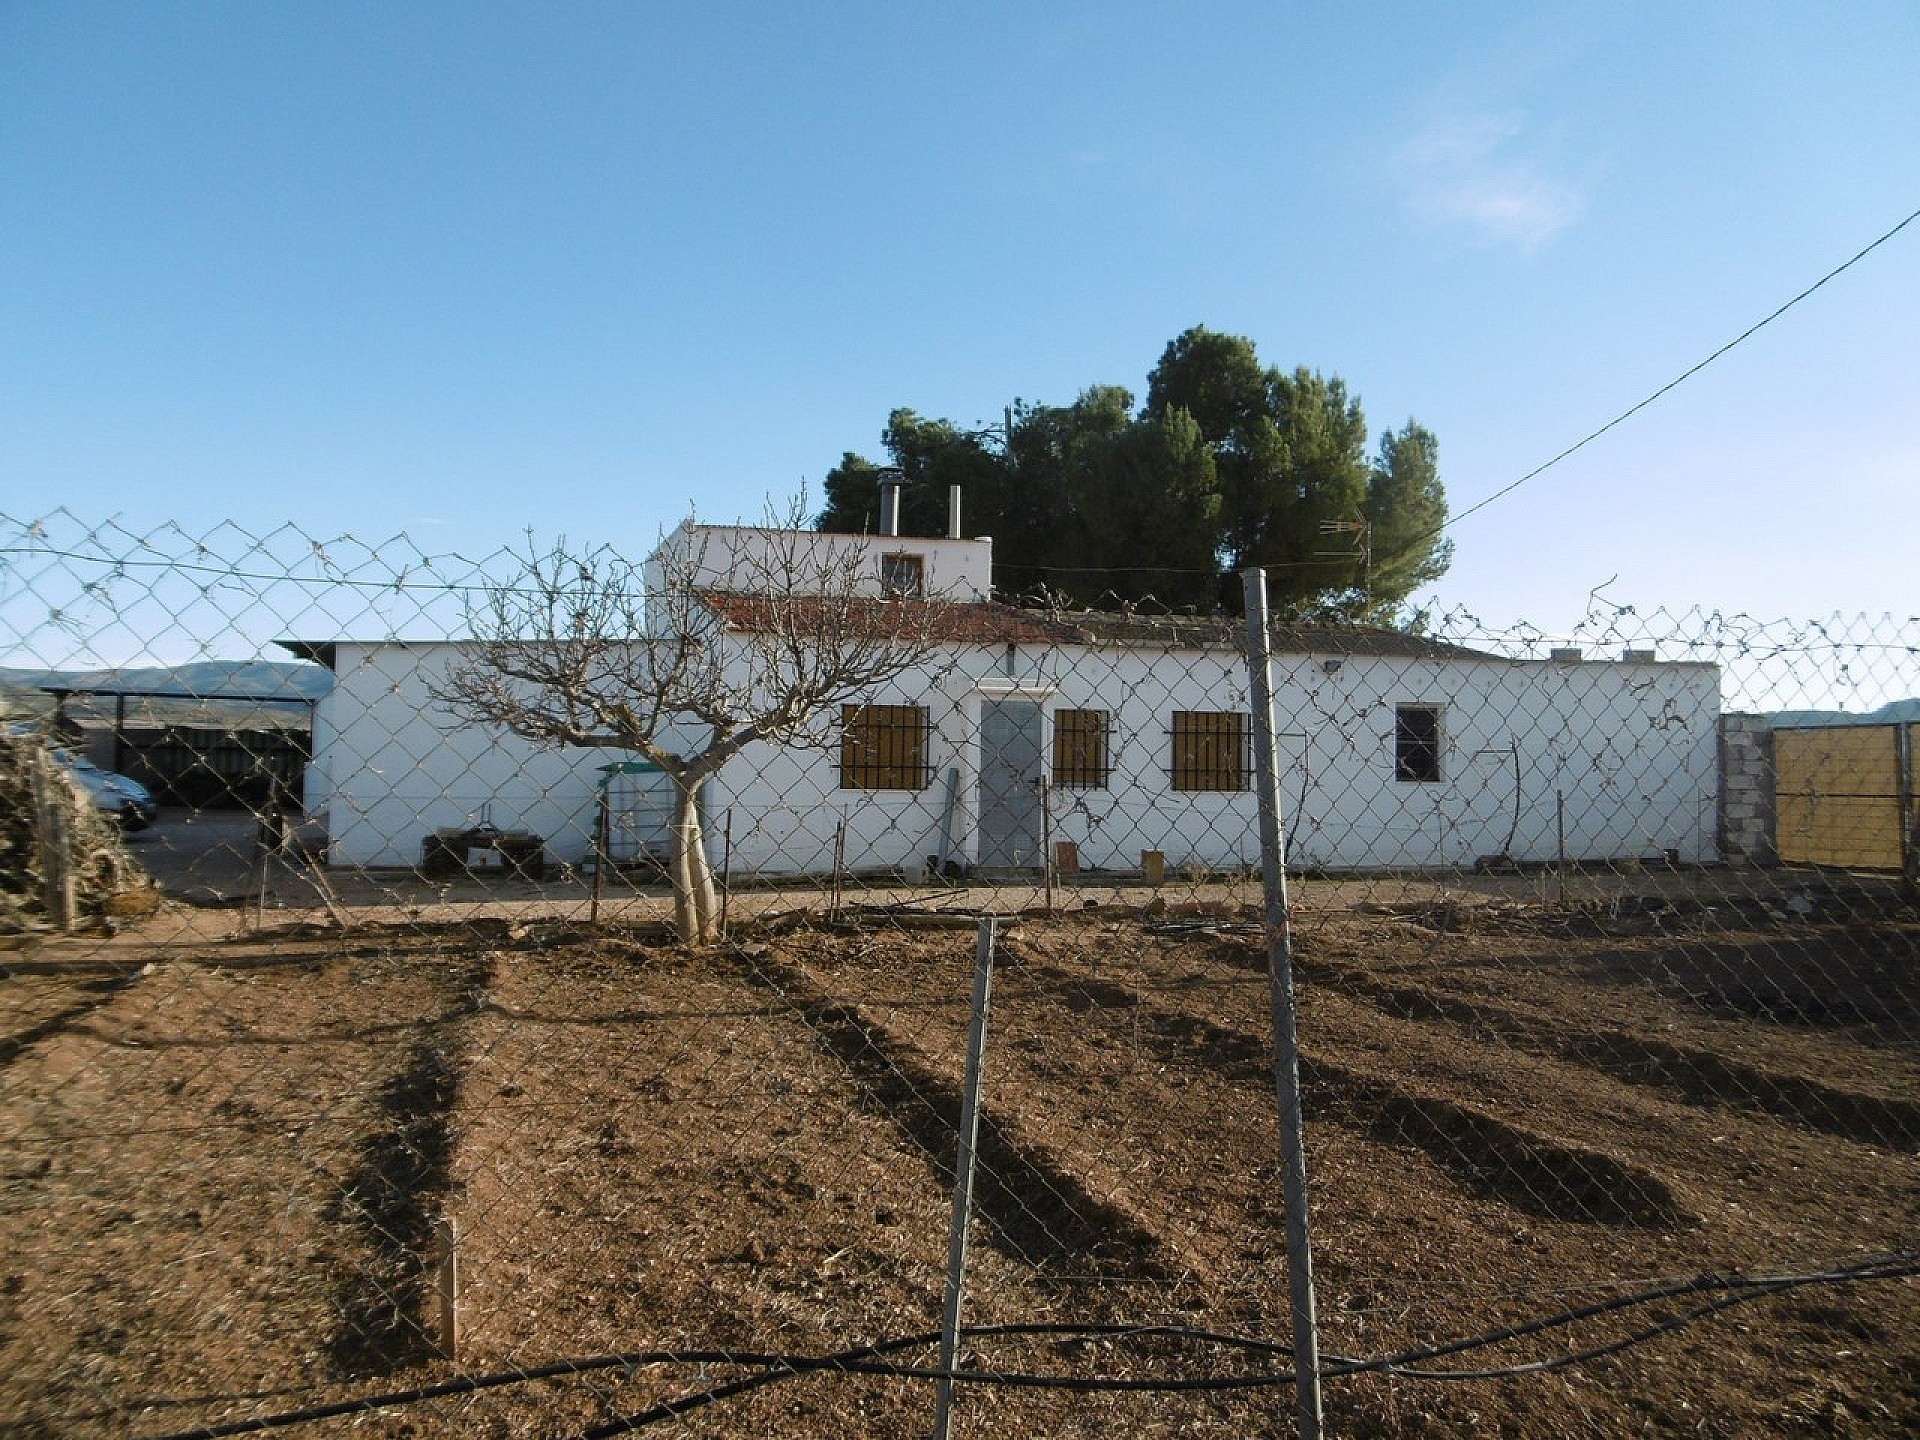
<box><xmin>0</xmin><ymin>936</ymin><xmax>484</xmax><ymax>1438</ymax></box>
<box><xmin>773</xmin><ymin>915</ymin><xmax>1920</xmax><ymax>1437</ymax></box>
<box><xmin>2</xmin><ymin>908</ymin><xmax>1917</xmax><ymax>1438</ymax></box>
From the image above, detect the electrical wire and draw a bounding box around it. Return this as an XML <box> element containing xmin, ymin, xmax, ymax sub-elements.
<box><xmin>131</xmin><ymin>1251</ymin><xmax>1917</xmax><ymax>1439</ymax></box>
<box><xmin>1380</xmin><ymin>202</ymin><xmax>1920</xmax><ymax>566</ymax></box>
<box><xmin>11</xmin><ymin>208</ymin><xmax>1917</xmax><ymax>612</ymax></box>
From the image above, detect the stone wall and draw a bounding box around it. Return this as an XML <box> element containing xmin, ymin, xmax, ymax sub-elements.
<box><xmin>1717</xmin><ymin>714</ymin><xmax>1776</xmax><ymax>866</ymax></box>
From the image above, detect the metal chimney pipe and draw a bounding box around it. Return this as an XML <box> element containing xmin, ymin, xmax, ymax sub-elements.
<box><xmin>877</xmin><ymin>469</ymin><xmax>903</xmax><ymax>537</ymax></box>
<box><xmin>948</xmin><ymin>484</ymin><xmax>962</xmax><ymax>540</ymax></box>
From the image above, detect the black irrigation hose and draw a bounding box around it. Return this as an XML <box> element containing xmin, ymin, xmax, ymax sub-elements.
<box><xmin>1336</xmin><ymin>1253</ymin><xmax>1920</xmax><ymax>1381</ymax></box>
<box><xmin>138</xmin><ymin>1348</ymin><xmax>847</xmax><ymax>1440</ymax></box>
<box><xmin>1337</xmin><ymin>1251</ymin><xmax>1920</xmax><ymax>1377</ymax></box>
<box><xmin>135</xmin><ymin>1254</ymin><xmax>1917</xmax><ymax>1440</ymax></box>
<box><xmin>1373</xmin><ymin>1278</ymin><xmax>1811</xmax><ymax>1381</ymax></box>
<box><xmin>584</xmin><ymin>1254</ymin><xmax>1920</xmax><ymax>1435</ymax></box>
<box><xmin>142</xmin><ymin>1325</ymin><xmax>1259</xmax><ymax>1440</ymax></box>
<box><xmin>579</xmin><ymin>1321</ymin><xmax>1310</xmax><ymax>1437</ymax></box>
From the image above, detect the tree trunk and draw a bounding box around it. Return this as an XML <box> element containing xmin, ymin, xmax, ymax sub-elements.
<box><xmin>668</xmin><ymin>778</ymin><xmax>720</xmax><ymax>944</ymax></box>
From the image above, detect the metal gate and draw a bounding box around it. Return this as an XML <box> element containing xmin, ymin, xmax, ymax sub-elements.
<box><xmin>1774</xmin><ymin>722</ymin><xmax>1915</xmax><ymax>872</ymax></box>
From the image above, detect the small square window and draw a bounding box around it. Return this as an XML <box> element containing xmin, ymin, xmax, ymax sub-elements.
<box><xmin>880</xmin><ymin>552</ymin><xmax>924</xmax><ymax>598</ymax></box>
<box><xmin>1395</xmin><ymin>704</ymin><xmax>1442</xmax><ymax>782</ymax></box>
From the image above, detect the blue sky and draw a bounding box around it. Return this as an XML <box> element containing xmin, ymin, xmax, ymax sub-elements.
<box><xmin>4</xmin><ymin>1</ymin><xmax>1916</xmax><ymax>644</ymax></box>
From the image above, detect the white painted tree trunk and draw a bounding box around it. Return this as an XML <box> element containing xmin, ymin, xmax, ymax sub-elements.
<box><xmin>668</xmin><ymin>779</ymin><xmax>719</xmax><ymax>944</ymax></box>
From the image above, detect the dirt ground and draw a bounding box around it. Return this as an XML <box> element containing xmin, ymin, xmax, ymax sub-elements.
<box><xmin>2</xmin><ymin>867</ymin><xmax>1917</xmax><ymax>1437</ymax></box>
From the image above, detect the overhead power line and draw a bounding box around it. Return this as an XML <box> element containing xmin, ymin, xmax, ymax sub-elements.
<box><xmin>1409</xmin><ymin>202</ymin><xmax>1920</xmax><ymax>550</ymax></box>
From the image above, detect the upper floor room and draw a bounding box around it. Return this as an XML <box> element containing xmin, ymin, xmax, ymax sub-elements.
<box><xmin>644</xmin><ymin>478</ymin><xmax>993</xmax><ymax>620</ymax></box>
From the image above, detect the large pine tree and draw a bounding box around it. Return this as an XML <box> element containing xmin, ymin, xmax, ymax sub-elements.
<box><xmin>814</xmin><ymin>326</ymin><xmax>1452</xmax><ymax>619</ymax></box>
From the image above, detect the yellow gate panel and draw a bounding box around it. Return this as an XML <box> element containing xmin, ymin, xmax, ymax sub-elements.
<box><xmin>1774</xmin><ymin>723</ymin><xmax>1904</xmax><ymax>870</ymax></box>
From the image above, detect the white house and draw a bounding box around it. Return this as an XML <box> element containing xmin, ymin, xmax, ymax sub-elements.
<box><xmin>284</xmin><ymin>519</ymin><xmax>1721</xmax><ymax>877</ymax></box>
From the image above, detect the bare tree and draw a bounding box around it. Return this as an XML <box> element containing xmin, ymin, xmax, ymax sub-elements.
<box><xmin>436</xmin><ymin>511</ymin><xmax>952</xmax><ymax>943</ymax></box>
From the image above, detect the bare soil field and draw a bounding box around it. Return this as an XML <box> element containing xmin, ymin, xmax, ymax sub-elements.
<box><xmin>2</xmin><ymin>884</ymin><xmax>1917</xmax><ymax>1437</ymax></box>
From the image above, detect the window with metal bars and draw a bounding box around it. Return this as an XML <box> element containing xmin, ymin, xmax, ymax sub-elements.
<box><xmin>1169</xmin><ymin>710</ymin><xmax>1247</xmax><ymax>792</ymax></box>
<box><xmin>839</xmin><ymin>703</ymin><xmax>931</xmax><ymax>789</ymax></box>
<box><xmin>1395</xmin><ymin>703</ymin><xmax>1443</xmax><ymax>782</ymax></box>
<box><xmin>1051</xmin><ymin>708</ymin><xmax>1110</xmax><ymax>789</ymax></box>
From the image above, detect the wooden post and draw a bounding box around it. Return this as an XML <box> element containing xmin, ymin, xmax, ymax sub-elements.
<box><xmin>591</xmin><ymin>786</ymin><xmax>608</xmax><ymax>927</ymax></box>
<box><xmin>1556</xmin><ymin>789</ymin><xmax>1567</xmax><ymax>907</ymax></box>
<box><xmin>51</xmin><ymin>793</ymin><xmax>77</xmax><ymax>934</ymax></box>
<box><xmin>1897</xmin><ymin>722</ymin><xmax>1916</xmax><ymax>903</ymax></box>
<box><xmin>434</xmin><ymin>1217</ymin><xmax>459</xmax><ymax>1361</ymax></box>
<box><xmin>250</xmin><ymin>813</ymin><xmax>272</xmax><ymax>932</ymax></box>
<box><xmin>831</xmin><ymin>818</ymin><xmax>847</xmax><ymax>921</ymax></box>
<box><xmin>1040</xmin><ymin>778</ymin><xmax>1055</xmax><ymax>913</ymax></box>
<box><xmin>720</xmin><ymin>808</ymin><xmax>734</xmax><ymax>940</ymax></box>
<box><xmin>29</xmin><ymin>750</ymin><xmax>77</xmax><ymax>933</ymax></box>
<box><xmin>112</xmin><ymin>692</ymin><xmax>128</xmax><ymax>775</ymax></box>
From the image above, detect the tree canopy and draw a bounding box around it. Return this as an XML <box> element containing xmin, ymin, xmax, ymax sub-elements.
<box><xmin>815</xmin><ymin>326</ymin><xmax>1452</xmax><ymax>620</ymax></box>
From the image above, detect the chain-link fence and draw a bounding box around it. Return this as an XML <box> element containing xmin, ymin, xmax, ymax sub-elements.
<box><xmin>3</xmin><ymin>509</ymin><xmax>1916</xmax><ymax>1438</ymax></box>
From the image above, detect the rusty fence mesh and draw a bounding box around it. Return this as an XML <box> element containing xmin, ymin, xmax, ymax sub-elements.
<box><xmin>2</xmin><ymin>508</ymin><xmax>1916</xmax><ymax>1438</ymax></box>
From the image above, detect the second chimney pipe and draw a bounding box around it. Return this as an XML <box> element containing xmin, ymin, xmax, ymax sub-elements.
<box><xmin>878</xmin><ymin>470</ymin><xmax>902</xmax><ymax>537</ymax></box>
<box><xmin>948</xmin><ymin>484</ymin><xmax>962</xmax><ymax>539</ymax></box>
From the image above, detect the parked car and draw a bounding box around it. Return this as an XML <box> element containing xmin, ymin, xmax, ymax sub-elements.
<box><xmin>54</xmin><ymin>750</ymin><xmax>159</xmax><ymax>831</ymax></box>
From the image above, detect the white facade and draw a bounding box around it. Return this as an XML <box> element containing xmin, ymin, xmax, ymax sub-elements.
<box><xmin>291</xmin><ymin>525</ymin><xmax>1721</xmax><ymax>875</ymax></box>
<box><xmin>699</xmin><ymin>640</ymin><xmax>1720</xmax><ymax>877</ymax></box>
<box><xmin>297</xmin><ymin>639</ymin><xmax>646</xmax><ymax>869</ymax></box>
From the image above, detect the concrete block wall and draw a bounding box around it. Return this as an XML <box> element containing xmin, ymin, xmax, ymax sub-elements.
<box><xmin>1718</xmin><ymin>713</ymin><xmax>1776</xmax><ymax>866</ymax></box>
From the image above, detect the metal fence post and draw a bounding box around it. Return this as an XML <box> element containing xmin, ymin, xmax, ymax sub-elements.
<box><xmin>591</xmin><ymin>784</ymin><xmax>608</xmax><ymax>926</ymax></box>
<box><xmin>1241</xmin><ymin>568</ymin><xmax>1324</xmax><ymax>1440</ymax></box>
<box><xmin>931</xmin><ymin>916</ymin><xmax>999</xmax><ymax>1440</ymax></box>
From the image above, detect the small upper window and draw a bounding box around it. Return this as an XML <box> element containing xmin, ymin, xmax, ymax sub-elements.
<box><xmin>1395</xmin><ymin>704</ymin><xmax>1442</xmax><ymax>782</ymax></box>
<box><xmin>880</xmin><ymin>552</ymin><xmax>924</xmax><ymax>598</ymax></box>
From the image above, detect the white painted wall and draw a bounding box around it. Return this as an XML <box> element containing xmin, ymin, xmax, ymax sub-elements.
<box><xmin>311</xmin><ymin>640</ymin><xmax>703</xmax><ymax>869</ymax></box>
<box><xmin>306</xmin><ymin>633</ymin><xmax>1719</xmax><ymax>875</ymax></box>
<box><xmin>698</xmin><ymin>640</ymin><xmax>1720</xmax><ymax>876</ymax></box>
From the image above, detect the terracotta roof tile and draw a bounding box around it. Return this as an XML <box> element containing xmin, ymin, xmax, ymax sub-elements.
<box><xmin>697</xmin><ymin>593</ymin><xmax>1082</xmax><ymax>645</ymax></box>
<box><xmin>699</xmin><ymin>591</ymin><xmax>1490</xmax><ymax>659</ymax></box>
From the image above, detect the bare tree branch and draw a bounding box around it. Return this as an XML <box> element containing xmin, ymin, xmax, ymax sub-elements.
<box><xmin>433</xmin><ymin>505</ymin><xmax>953</xmax><ymax>941</ymax></box>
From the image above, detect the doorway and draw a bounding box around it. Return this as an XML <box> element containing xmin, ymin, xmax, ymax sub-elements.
<box><xmin>978</xmin><ymin>698</ymin><xmax>1044</xmax><ymax>869</ymax></box>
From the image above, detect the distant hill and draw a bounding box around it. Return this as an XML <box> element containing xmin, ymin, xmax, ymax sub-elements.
<box><xmin>1771</xmin><ymin>698</ymin><xmax>1920</xmax><ymax>729</ymax></box>
<box><xmin>0</xmin><ymin>660</ymin><xmax>330</xmax><ymax>704</ymax></box>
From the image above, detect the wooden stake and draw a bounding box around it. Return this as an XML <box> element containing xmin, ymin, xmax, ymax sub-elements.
<box><xmin>831</xmin><ymin>818</ymin><xmax>846</xmax><ymax>922</ymax></box>
<box><xmin>29</xmin><ymin>750</ymin><xmax>76</xmax><ymax>933</ymax></box>
<box><xmin>591</xmin><ymin>787</ymin><xmax>608</xmax><ymax>927</ymax></box>
<box><xmin>434</xmin><ymin>1217</ymin><xmax>459</xmax><ymax>1361</ymax></box>
<box><xmin>250</xmin><ymin>815</ymin><xmax>271</xmax><ymax>932</ymax></box>
<box><xmin>1040</xmin><ymin>777</ymin><xmax>1055</xmax><ymax>914</ymax></box>
<box><xmin>720</xmin><ymin>808</ymin><xmax>734</xmax><ymax>940</ymax></box>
